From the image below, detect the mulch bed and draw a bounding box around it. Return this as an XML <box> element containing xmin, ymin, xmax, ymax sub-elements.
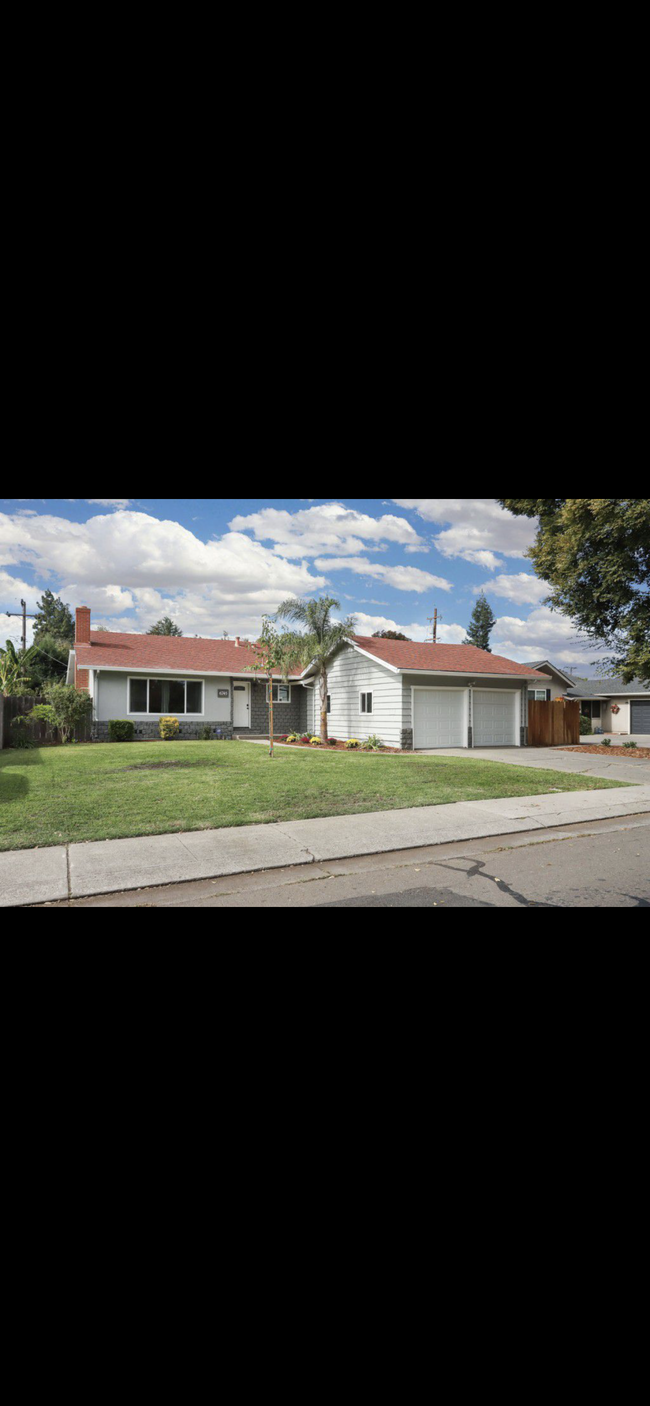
<box><xmin>561</xmin><ymin>746</ymin><xmax>650</xmax><ymax>760</ymax></box>
<box><xmin>276</xmin><ymin>738</ymin><xmax>402</xmax><ymax>754</ymax></box>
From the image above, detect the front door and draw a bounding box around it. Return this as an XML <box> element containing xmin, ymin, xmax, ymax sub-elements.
<box><xmin>233</xmin><ymin>681</ymin><xmax>251</xmax><ymax>728</ymax></box>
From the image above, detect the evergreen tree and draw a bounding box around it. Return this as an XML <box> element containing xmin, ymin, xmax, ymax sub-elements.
<box><xmin>148</xmin><ymin>617</ymin><xmax>183</xmax><ymax>636</ymax></box>
<box><xmin>33</xmin><ymin>590</ymin><xmax>74</xmax><ymax>645</ymax></box>
<box><xmin>465</xmin><ymin>593</ymin><xmax>496</xmax><ymax>652</ymax></box>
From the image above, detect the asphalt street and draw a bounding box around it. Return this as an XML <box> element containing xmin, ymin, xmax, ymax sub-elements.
<box><xmin>36</xmin><ymin>813</ymin><xmax>650</xmax><ymax>908</ymax></box>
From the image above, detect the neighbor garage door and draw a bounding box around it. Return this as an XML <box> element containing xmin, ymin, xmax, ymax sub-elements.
<box><xmin>413</xmin><ymin>689</ymin><xmax>467</xmax><ymax>749</ymax></box>
<box><xmin>631</xmin><ymin>700</ymin><xmax>650</xmax><ymax>732</ymax></box>
<box><xmin>473</xmin><ymin>690</ymin><xmax>518</xmax><ymax>747</ymax></box>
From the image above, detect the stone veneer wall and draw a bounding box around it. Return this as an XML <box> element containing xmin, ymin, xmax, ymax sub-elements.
<box><xmin>93</xmin><ymin>720</ymin><xmax>234</xmax><ymax>741</ymax></box>
<box><xmin>248</xmin><ymin>682</ymin><xmax>308</xmax><ymax>735</ymax></box>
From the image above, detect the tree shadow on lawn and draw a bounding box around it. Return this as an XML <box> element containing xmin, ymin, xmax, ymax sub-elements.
<box><xmin>0</xmin><ymin>747</ymin><xmax>44</xmax><ymax>805</ymax></box>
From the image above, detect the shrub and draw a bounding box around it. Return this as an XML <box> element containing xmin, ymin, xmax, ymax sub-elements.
<box><xmin>31</xmin><ymin>684</ymin><xmax>92</xmax><ymax>745</ymax></box>
<box><xmin>109</xmin><ymin>720</ymin><xmax>135</xmax><ymax>743</ymax></box>
<box><xmin>363</xmin><ymin>735</ymin><xmax>384</xmax><ymax>752</ymax></box>
<box><xmin>201</xmin><ymin>725</ymin><xmax>213</xmax><ymax>740</ymax></box>
<box><xmin>601</xmin><ymin>737</ymin><xmax>612</xmax><ymax>747</ymax></box>
<box><xmin>10</xmin><ymin>716</ymin><xmax>36</xmax><ymax>749</ymax></box>
<box><xmin>160</xmin><ymin>716</ymin><xmax>180</xmax><ymax>740</ymax></box>
<box><xmin>346</xmin><ymin>739</ymin><xmax>361</xmax><ymax>750</ymax></box>
<box><xmin>580</xmin><ymin>715</ymin><xmax>593</xmax><ymax>736</ymax></box>
<box><xmin>623</xmin><ymin>741</ymin><xmax>638</xmax><ymax>750</ymax></box>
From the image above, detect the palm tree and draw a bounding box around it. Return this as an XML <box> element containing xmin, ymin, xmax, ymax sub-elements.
<box><xmin>276</xmin><ymin>596</ymin><xmax>356</xmax><ymax>743</ymax></box>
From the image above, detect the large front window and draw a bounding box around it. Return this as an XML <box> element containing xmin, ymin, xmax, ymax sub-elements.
<box><xmin>129</xmin><ymin>678</ymin><xmax>204</xmax><ymax>715</ymax></box>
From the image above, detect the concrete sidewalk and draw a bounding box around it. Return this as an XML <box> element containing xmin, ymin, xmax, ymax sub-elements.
<box><xmin>2</xmin><ymin>782</ymin><xmax>649</xmax><ymax>908</ymax></box>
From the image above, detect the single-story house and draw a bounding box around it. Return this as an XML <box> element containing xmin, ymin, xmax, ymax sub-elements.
<box><xmin>522</xmin><ymin>661</ymin><xmax>581</xmax><ymax>701</ymax></box>
<box><xmin>524</xmin><ymin>660</ymin><xmax>650</xmax><ymax>733</ymax></box>
<box><xmin>68</xmin><ymin>607</ymin><xmax>550</xmax><ymax>749</ymax></box>
<box><xmin>566</xmin><ymin>678</ymin><xmax>650</xmax><ymax>734</ymax></box>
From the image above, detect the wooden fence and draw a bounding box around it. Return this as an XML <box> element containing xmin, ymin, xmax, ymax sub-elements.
<box><xmin>528</xmin><ymin>699</ymin><xmax>580</xmax><ymax>747</ymax></box>
<box><xmin>1</xmin><ymin>694</ymin><xmax>92</xmax><ymax>748</ymax></box>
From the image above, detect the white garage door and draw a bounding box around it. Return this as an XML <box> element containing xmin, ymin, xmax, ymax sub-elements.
<box><xmin>473</xmin><ymin>690</ymin><xmax>518</xmax><ymax>747</ymax></box>
<box><xmin>414</xmin><ymin>689</ymin><xmax>467</xmax><ymax>749</ymax></box>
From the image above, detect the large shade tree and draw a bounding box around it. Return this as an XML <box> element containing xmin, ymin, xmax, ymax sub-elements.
<box><xmin>276</xmin><ymin>596</ymin><xmax>356</xmax><ymax>742</ymax></box>
<box><xmin>499</xmin><ymin>499</ymin><xmax>650</xmax><ymax>684</ymax></box>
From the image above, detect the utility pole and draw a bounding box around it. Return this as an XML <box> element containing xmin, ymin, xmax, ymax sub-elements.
<box><xmin>5</xmin><ymin>600</ymin><xmax>37</xmax><ymax>652</ymax></box>
<box><xmin>427</xmin><ymin>608</ymin><xmax>441</xmax><ymax>644</ymax></box>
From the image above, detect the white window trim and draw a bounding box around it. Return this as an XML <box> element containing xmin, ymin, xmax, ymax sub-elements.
<box><xmin>359</xmin><ymin>690</ymin><xmax>374</xmax><ymax>716</ymax></box>
<box><xmin>529</xmin><ymin>689</ymin><xmax>549</xmax><ymax>701</ymax></box>
<box><xmin>266</xmin><ymin>683</ymin><xmax>292</xmax><ymax>704</ymax></box>
<box><xmin>128</xmin><ymin>677</ymin><xmax>205</xmax><ymax>717</ymax></box>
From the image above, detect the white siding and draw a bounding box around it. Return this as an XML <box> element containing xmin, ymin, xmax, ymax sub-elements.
<box><xmin>318</xmin><ymin>647</ymin><xmax>404</xmax><ymax>747</ymax></box>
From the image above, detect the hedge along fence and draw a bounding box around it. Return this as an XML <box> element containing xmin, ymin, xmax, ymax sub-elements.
<box><xmin>1</xmin><ymin>693</ymin><xmax>93</xmax><ymax>748</ymax></box>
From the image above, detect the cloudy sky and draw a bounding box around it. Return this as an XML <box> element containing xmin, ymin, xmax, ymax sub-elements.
<box><xmin>0</xmin><ymin>498</ymin><xmax>604</xmax><ymax>669</ymax></box>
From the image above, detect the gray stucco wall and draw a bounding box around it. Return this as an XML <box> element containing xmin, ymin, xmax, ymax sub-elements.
<box><xmin>92</xmin><ymin>671</ymin><xmax>310</xmax><ymax>740</ymax></box>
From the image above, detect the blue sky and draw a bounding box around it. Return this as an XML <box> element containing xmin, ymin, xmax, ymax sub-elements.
<box><xmin>0</xmin><ymin>497</ymin><xmax>603</xmax><ymax>668</ymax></box>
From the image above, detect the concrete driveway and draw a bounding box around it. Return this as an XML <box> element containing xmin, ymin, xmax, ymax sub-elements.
<box><xmin>425</xmin><ymin>745</ymin><xmax>648</xmax><ymax>784</ymax></box>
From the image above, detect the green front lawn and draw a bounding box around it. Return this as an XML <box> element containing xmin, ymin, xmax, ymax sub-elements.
<box><xmin>0</xmin><ymin>740</ymin><xmax>629</xmax><ymax>852</ymax></box>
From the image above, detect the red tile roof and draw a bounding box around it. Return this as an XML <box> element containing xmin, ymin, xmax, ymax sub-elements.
<box><xmin>352</xmin><ymin>637</ymin><xmax>550</xmax><ymax>679</ymax></box>
<box><xmin>74</xmin><ymin>632</ymin><xmax>303</xmax><ymax>678</ymax></box>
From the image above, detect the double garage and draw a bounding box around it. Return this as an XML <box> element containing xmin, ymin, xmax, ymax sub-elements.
<box><xmin>412</xmin><ymin>686</ymin><xmax>521</xmax><ymax>750</ymax></box>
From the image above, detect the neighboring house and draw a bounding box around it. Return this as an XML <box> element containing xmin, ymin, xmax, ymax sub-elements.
<box><xmin>68</xmin><ymin>608</ymin><xmax>550</xmax><ymax>749</ymax></box>
<box><xmin>523</xmin><ymin>661</ymin><xmax>580</xmax><ymax>702</ymax></box>
<box><xmin>566</xmin><ymin>677</ymin><xmax>650</xmax><ymax>735</ymax></box>
<box><xmin>525</xmin><ymin>658</ymin><xmax>650</xmax><ymax>733</ymax></box>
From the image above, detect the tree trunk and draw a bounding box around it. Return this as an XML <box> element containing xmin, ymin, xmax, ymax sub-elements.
<box><xmin>320</xmin><ymin>670</ymin><xmax>329</xmax><ymax>743</ymax></box>
<box><xmin>269</xmin><ymin>673</ymin><xmax>275</xmax><ymax>758</ymax></box>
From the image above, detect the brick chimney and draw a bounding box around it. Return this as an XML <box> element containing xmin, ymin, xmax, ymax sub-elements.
<box><xmin>75</xmin><ymin>607</ymin><xmax>91</xmax><ymax>692</ymax></box>
<box><xmin>76</xmin><ymin>606</ymin><xmax>91</xmax><ymax>646</ymax></box>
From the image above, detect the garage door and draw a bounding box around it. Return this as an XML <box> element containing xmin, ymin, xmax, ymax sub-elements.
<box><xmin>631</xmin><ymin>700</ymin><xmax>650</xmax><ymax>732</ymax></box>
<box><xmin>473</xmin><ymin>690</ymin><xmax>518</xmax><ymax>747</ymax></box>
<box><xmin>413</xmin><ymin>689</ymin><xmax>467</xmax><ymax>749</ymax></box>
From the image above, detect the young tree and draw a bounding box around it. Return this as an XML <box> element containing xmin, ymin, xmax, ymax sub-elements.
<box><xmin>28</xmin><ymin>683</ymin><xmax>92</xmax><ymax>744</ymax></box>
<box><xmin>372</xmin><ymin>630</ymin><xmax>412</xmax><ymax>641</ymax></box>
<box><xmin>247</xmin><ymin>618</ymin><xmax>303</xmax><ymax>757</ymax></box>
<box><xmin>33</xmin><ymin>590</ymin><xmax>75</xmax><ymax>645</ymax></box>
<box><xmin>465</xmin><ymin>593</ymin><xmax>496</xmax><ymax>652</ymax></box>
<box><xmin>276</xmin><ymin>596</ymin><xmax>357</xmax><ymax>743</ymax></box>
<box><xmin>148</xmin><ymin>617</ymin><xmax>184</xmax><ymax>636</ymax></box>
<box><xmin>499</xmin><ymin>499</ymin><xmax>650</xmax><ymax>683</ymax></box>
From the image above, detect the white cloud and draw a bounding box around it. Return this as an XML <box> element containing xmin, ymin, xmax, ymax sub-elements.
<box><xmin>0</xmin><ymin>508</ymin><xmax>329</xmax><ymax>641</ymax></box>
<box><xmin>230</xmin><ymin>502</ymin><xmax>426</xmax><ymax>557</ymax></box>
<box><xmin>352</xmin><ymin>611</ymin><xmax>467</xmax><ymax>644</ymax></box>
<box><xmin>392</xmin><ymin>499</ymin><xmax>536</xmax><ymax>566</ymax></box>
<box><xmin>474</xmin><ymin>573</ymin><xmax>548</xmax><ymax>605</ymax></box>
<box><xmin>313</xmin><ymin>556</ymin><xmax>452</xmax><ymax>594</ymax></box>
